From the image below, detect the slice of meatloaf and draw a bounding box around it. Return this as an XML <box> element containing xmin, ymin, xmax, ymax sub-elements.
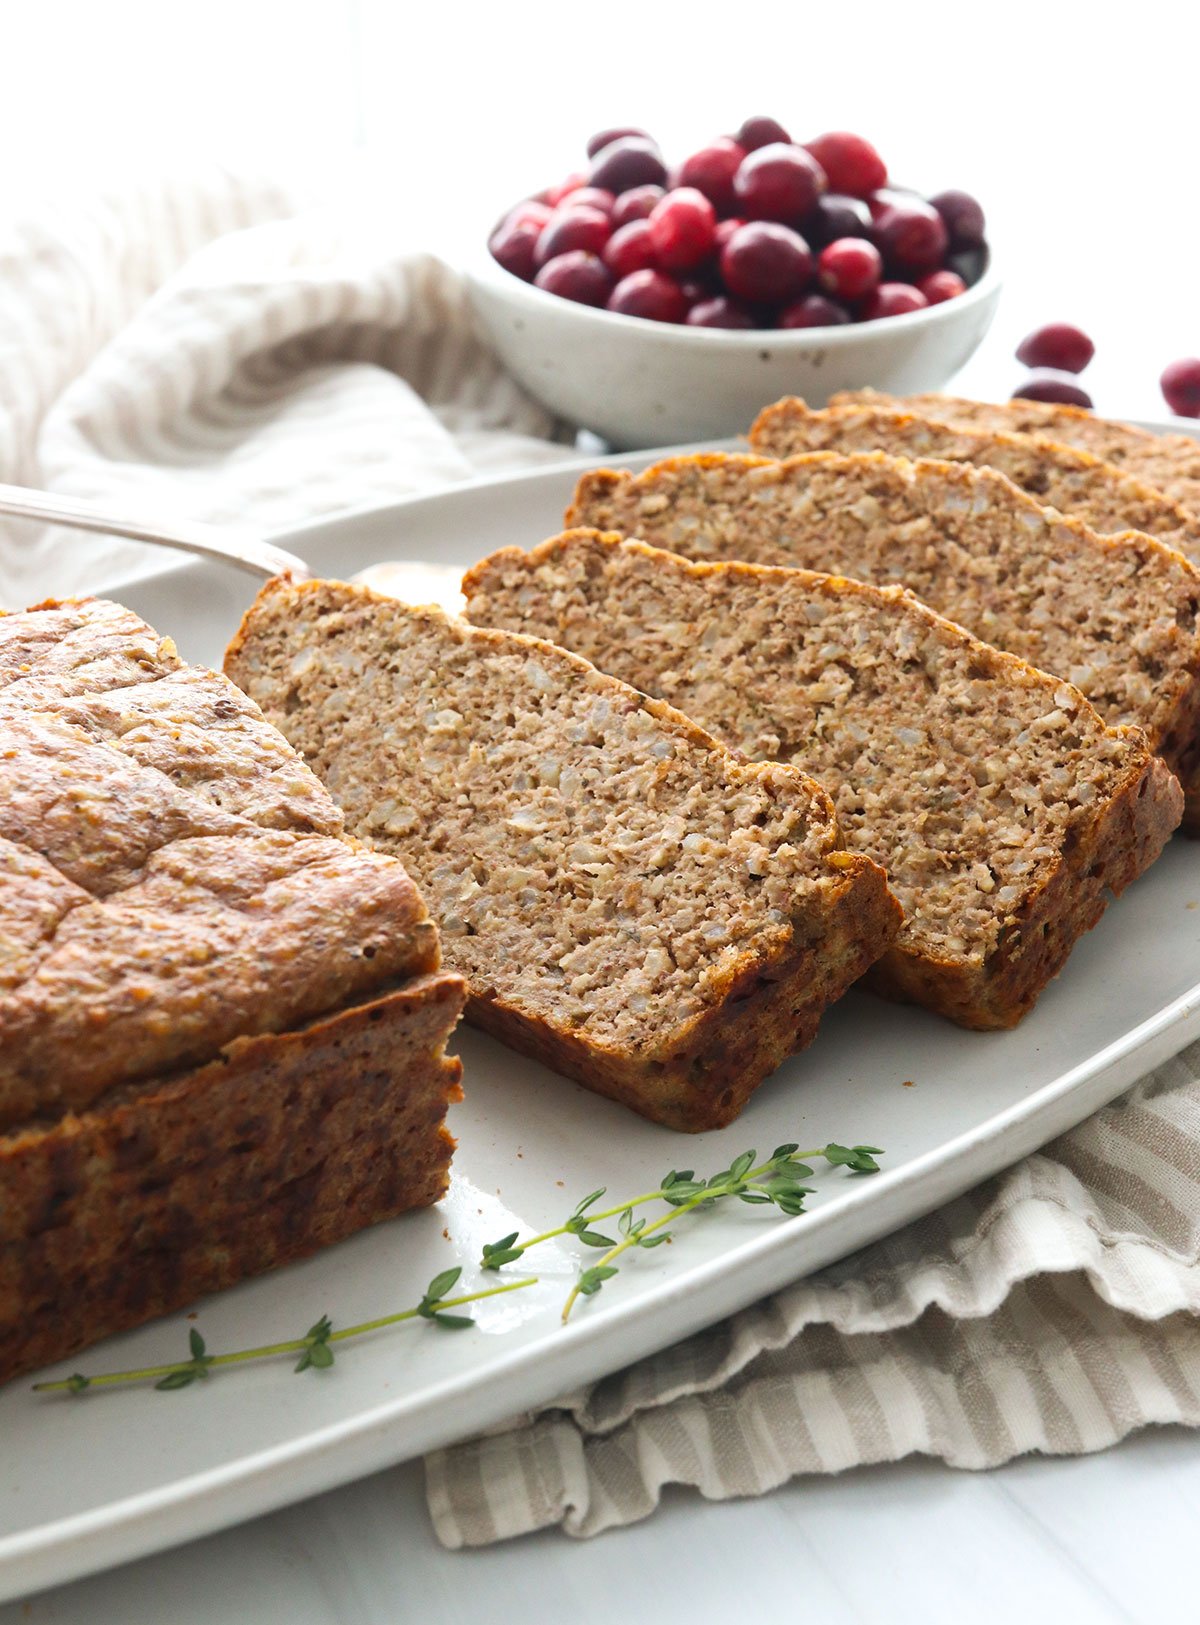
<box><xmin>225</xmin><ymin>578</ymin><xmax>902</xmax><ymax>1133</ymax></box>
<box><xmin>566</xmin><ymin>449</ymin><xmax>1200</xmax><ymax>829</ymax></box>
<box><xmin>831</xmin><ymin>390</ymin><xmax>1200</xmax><ymax>516</ymax></box>
<box><xmin>0</xmin><ymin>598</ymin><xmax>464</xmax><ymax>1386</ymax></box>
<box><xmin>748</xmin><ymin>398</ymin><xmax>1200</xmax><ymax>560</ymax></box>
<box><xmin>464</xmin><ymin>531</ymin><xmax>1182</xmax><ymax>1030</ymax></box>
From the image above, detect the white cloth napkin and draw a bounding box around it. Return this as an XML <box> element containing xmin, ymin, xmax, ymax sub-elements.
<box><xmin>4</xmin><ymin>168</ymin><xmax>1198</xmax><ymax>1549</ymax></box>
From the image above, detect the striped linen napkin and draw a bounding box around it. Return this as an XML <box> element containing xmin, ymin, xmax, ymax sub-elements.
<box><xmin>4</xmin><ymin>168</ymin><xmax>1199</xmax><ymax>1548</ymax></box>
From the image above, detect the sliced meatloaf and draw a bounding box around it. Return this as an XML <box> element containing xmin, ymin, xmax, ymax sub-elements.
<box><xmin>0</xmin><ymin>598</ymin><xmax>464</xmax><ymax>1386</ymax></box>
<box><xmin>567</xmin><ymin>449</ymin><xmax>1200</xmax><ymax>828</ymax></box>
<box><xmin>225</xmin><ymin>578</ymin><xmax>902</xmax><ymax>1133</ymax></box>
<box><xmin>464</xmin><ymin>531</ymin><xmax>1182</xmax><ymax>1029</ymax></box>
<box><xmin>748</xmin><ymin>398</ymin><xmax>1200</xmax><ymax>559</ymax></box>
<box><xmin>831</xmin><ymin>390</ymin><xmax>1200</xmax><ymax>516</ymax></box>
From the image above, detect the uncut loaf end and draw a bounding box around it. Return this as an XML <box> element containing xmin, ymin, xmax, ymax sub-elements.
<box><xmin>225</xmin><ymin>578</ymin><xmax>902</xmax><ymax>1132</ymax></box>
<box><xmin>464</xmin><ymin>531</ymin><xmax>1182</xmax><ymax>1030</ymax></box>
<box><xmin>0</xmin><ymin>598</ymin><xmax>465</xmax><ymax>1387</ymax></box>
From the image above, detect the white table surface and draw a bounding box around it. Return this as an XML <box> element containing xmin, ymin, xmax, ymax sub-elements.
<box><xmin>7</xmin><ymin>175</ymin><xmax>1200</xmax><ymax>1619</ymax></box>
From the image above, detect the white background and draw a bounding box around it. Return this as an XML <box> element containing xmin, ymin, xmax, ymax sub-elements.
<box><xmin>4</xmin><ymin>2</ymin><xmax>1200</xmax><ymax>1618</ymax></box>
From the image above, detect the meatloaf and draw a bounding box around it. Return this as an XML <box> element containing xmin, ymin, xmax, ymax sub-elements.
<box><xmin>567</xmin><ymin>450</ymin><xmax>1200</xmax><ymax>828</ymax></box>
<box><xmin>225</xmin><ymin>577</ymin><xmax>902</xmax><ymax>1132</ymax></box>
<box><xmin>464</xmin><ymin>531</ymin><xmax>1182</xmax><ymax>1029</ymax></box>
<box><xmin>1</xmin><ymin>598</ymin><xmax>465</xmax><ymax>1386</ymax></box>
<box><xmin>748</xmin><ymin>398</ymin><xmax>1200</xmax><ymax>558</ymax></box>
<box><xmin>831</xmin><ymin>390</ymin><xmax>1200</xmax><ymax>517</ymax></box>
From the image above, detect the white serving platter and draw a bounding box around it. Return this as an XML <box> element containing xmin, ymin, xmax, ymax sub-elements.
<box><xmin>4</xmin><ymin>423</ymin><xmax>1200</xmax><ymax>1603</ymax></box>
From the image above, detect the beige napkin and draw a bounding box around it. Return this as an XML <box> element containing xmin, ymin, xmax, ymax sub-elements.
<box><xmin>4</xmin><ymin>168</ymin><xmax>1198</xmax><ymax>1550</ymax></box>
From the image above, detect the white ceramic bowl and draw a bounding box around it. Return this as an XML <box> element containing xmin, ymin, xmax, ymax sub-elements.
<box><xmin>465</xmin><ymin>244</ymin><xmax>1001</xmax><ymax>450</ymax></box>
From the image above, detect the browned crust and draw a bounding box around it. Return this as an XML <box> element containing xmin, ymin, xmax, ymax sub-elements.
<box><xmin>467</xmin><ymin>851</ymin><xmax>899</xmax><ymax>1132</ymax></box>
<box><xmin>0</xmin><ymin>971</ymin><xmax>465</xmax><ymax>1386</ymax></box>
<box><xmin>868</xmin><ymin>751</ymin><xmax>1181</xmax><ymax>1028</ymax></box>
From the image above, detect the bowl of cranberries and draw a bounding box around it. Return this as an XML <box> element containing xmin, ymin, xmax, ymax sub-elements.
<box><xmin>471</xmin><ymin>119</ymin><xmax>1000</xmax><ymax>448</ymax></box>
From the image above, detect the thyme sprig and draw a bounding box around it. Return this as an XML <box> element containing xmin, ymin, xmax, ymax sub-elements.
<box><xmin>480</xmin><ymin>1142</ymin><xmax>884</xmax><ymax>1322</ymax></box>
<box><xmin>33</xmin><ymin>1268</ymin><xmax>537</xmax><ymax>1396</ymax></box>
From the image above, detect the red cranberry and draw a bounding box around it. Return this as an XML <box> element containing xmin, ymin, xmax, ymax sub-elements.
<box><xmin>947</xmin><ymin>246</ymin><xmax>988</xmax><ymax>288</ymax></box>
<box><xmin>917</xmin><ymin>269</ymin><xmax>967</xmax><ymax>305</ymax></box>
<box><xmin>687</xmin><ymin>296</ymin><xmax>756</xmax><ymax>329</ymax></box>
<box><xmin>929</xmin><ymin>189</ymin><xmax>986</xmax><ymax>249</ymax></box>
<box><xmin>1016</xmin><ymin>323</ymin><xmax>1095</xmax><ymax>374</ymax></box>
<box><xmin>1012</xmin><ymin>371</ymin><xmax>1094</xmax><ymax>408</ymax></box>
<box><xmin>677</xmin><ymin>138</ymin><xmax>746</xmax><ymax>216</ymax></box>
<box><xmin>860</xmin><ymin>283</ymin><xmax>929</xmax><ymax>321</ymax></box>
<box><xmin>500</xmin><ymin>199</ymin><xmax>554</xmax><ymax>234</ymax></box>
<box><xmin>607</xmin><ymin>269</ymin><xmax>688</xmax><ymax>324</ymax></box>
<box><xmin>720</xmin><ymin>221</ymin><xmax>813</xmax><ymax>304</ymax></box>
<box><xmin>647</xmin><ymin>187</ymin><xmax>717</xmax><ymax>271</ymax></box>
<box><xmin>586</xmin><ymin>126</ymin><xmax>652</xmax><ymax>158</ymax></box>
<box><xmin>803</xmin><ymin>132</ymin><xmax>887</xmax><ymax>198</ymax></box>
<box><xmin>556</xmin><ymin>186</ymin><xmax>616</xmax><ymax>217</ymax></box>
<box><xmin>714</xmin><ymin>217</ymin><xmax>745</xmax><ymax>254</ymax></box>
<box><xmin>533</xmin><ymin>251</ymin><xmax>613</xmax><ymax>307</ymax></box>
<box><xmin>1162</xmin><ymin>359</ymin><xmax>1200</xmax><ymax>418</ymax></box>
<box><xmin>734</xmin><ymin>143</ymin><xmax>827</xmax><ymax>225</ymax></box>
<box><xmin>602</xmin><ymin>219</ymin><xmax>658</xmax><ymax>279</ymax></box>
<box><xmin>867</xmin><ymin>187</ymin><xmax>917</xmax><ymax>220</ymax></box>
<box><xmin>534</xmin><ymin>206</ymin><xmax>611</xmax><ymax>267</ymax></box>
<box><xmin>610</xmin><ymin>184</ymin><xmax>665</xmax><ymax>230</ymax></box>
<box><xmin>489</xmin><ymin>218</ymin><xmax>542</xmax><ymax>282</ymax></box>
<box><xmin>545</xmin><ymin>172</ymin><xmax>588</xmax><ymax>207</ymax></box>
<box><xmin>875</xmin><ymin>199</ymin><xmax>949</xmax><ymax>272</ymax></box>
<box><xmin>808</xmin><ymin>193</ymin><xmax>875</xmax><ymax>247</ymax></box>
<box><xmin>588</xmin><ymin>137</ymin><xmax>668</xmax><ymax>194</ymax></box>
<box><xmin>780</xmin><ymin>294</ymin><xmax>852</xmax><ymax>328</ymax></box>
<box><xmin>736</xmin><ymin>115</ymin><xmax>792</xmax><ymax>151</ymax></box>
<box><xmin>818</xmin><ymin>237</ymin><xmax>882</xmax><ymax>302</ymax></box>
<box><xmin>677</xmin><ymin>273</ymin><xmax>718</xmax><ymax>305</ymax></box>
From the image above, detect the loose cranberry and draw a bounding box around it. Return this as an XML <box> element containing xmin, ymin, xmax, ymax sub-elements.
<box><xmin>534</xmin><ymin>206</ymin><xmax>611</xmax><ymax>267</ymax></box>
<box><xmin>489</xmin><ymin>218</ymin><xmax>542</xmax><ymax>282</ymax></box>
<box><xmin>533</xmin><ymin>251</ymin><xmax>614</xmax><ymax>308</ymax></box>
<box><xmin>714</xmin><ymin>217</ymin><xmax>746</xmax><ymax>254</ymax></box>
<box><xmin>545</xmin><ymin>172</ymin><xmax>588</xmax><ymax>207</ymax></box>
<box><xmin>610</xmin><ymin>184</ymin><xmax>665</xmax><ymax>230</ymax></box>
<box><xmin>555</xmin><ymin>186</ymin><xmax>616</xmax><ymax>217</ymax></box>
<box><xmin>736</xmin><ymin>115</ymin><xmax>792</xmax><ymax>151</ymax></box>
<box><xmin>586</xmin><ymin>126</ymin><xmax>652</xmax><ymax>158</ymax></box>
<box><xmin>607</xmin><ymin>269</ymin><xmax>688</xmax><ymax>324</ymax></box>
<box><xmin>818</xmin><ymin>237</ymin><xmax>882</xmax><ymax>302</ymax></box>
<box><xmin>947</xmin><ymin>246</ymin><xmax>988</xmax><ymax>287</ymax></box>
<box><xmin>860</xmin><ymin>283</ymin><xmax>929</xmax><ymax>321</ymax></box>
<box><xmin>1016</xmin><ymin>323</ymin><xmax>1095</xmax><ymax>374</ymax></box>
<box><xmin>677</xmin><ymin>138</ymin><xmax>746</xmax><ymax>216</ymax></box>
<box><xmin>588</xmin><ymin>136</ymin><xmax>668</xmax><ymax>194</ymax></box>
<box><xmin>677</xmin><ymin>273</ymin><xmax>718</xmax><ymax>305</ymax></box>
<box><xmin>929</xmin><ymin>189</ymin><xmax>986</xmax><ymax>249</ymax></box>
<box><xmin>720</xmin><ymin>221</ymin><xmax>813</xmax><ymax>304</ymax></box>
<box><xmin>647</xmin><ymin>187</ymin><xmax>717</xmax><ymax>271</ymax></box>
<box><xmin>1161</xmin><ymin>359</ymin><xmax>1200</xmax><ymax>418</ymax></box>
<box><xmin>803</xmin><ymin>132</ymin><xmax>887</xmax><ymax>199</ymax></box>
<box><xmin>875</xmin><ymin>199</ymin><xmax>948</xmax><ymax>271</ymax></box>
<box><xmin>917</xmin><ymin>269</ymin><xmax>967</xmax><ymax>305</ymax></box>
<box><xmin>687</xmin><ymin>296</ymin><xmax>757</xmax><ymax>329</ymax></box>
<box><xmin>734</xmin><ymin>143</ymin><xmax>827</xmax><ymax>225</ymax></box>
<box><xmin>601</xmin><ymin>219</ymin><xmax>657</xmax><ymax>279</ymax></box>
<box><xmin>780</xmin><ymin>294</ymin><xmax>853</xmax><ymax>328</ymax></box>
<box><xmin>807</xmin><ymin>193</ymin><xmax>875</xmax><ymax>247</ymax></box>
<box><xmin>1012</xmin><ymin>370</ymin><xmax>1094</xmax><ymax>408</ymax></box>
